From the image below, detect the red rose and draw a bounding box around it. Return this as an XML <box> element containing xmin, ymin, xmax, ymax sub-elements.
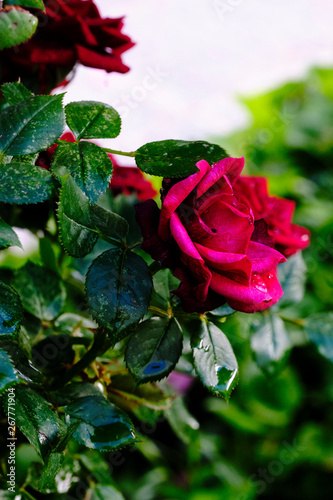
<box><xmin>109</xmin><ymin>155</ymin><xmax>158</xmax><ymax>201</ymax></box>
<box><xmin>0</xmin><ymin>0</ymin><xmax>134</xmax><ymax>93</ymax></box>
<box><xmin>234</xmin><ymin>176</ymin><xmax>310</xmax><ymax>257</ymax></box>
<box><xmin>136</xmin><ymin>157</ymin><xmax>289</xmax><ymax>314</ymax></box>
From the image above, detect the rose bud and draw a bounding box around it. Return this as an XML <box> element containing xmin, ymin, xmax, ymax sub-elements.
<box><xmin>136</xmin><ymin>157</ymin><xmax>293</xmax><ymax>314</ymax></box>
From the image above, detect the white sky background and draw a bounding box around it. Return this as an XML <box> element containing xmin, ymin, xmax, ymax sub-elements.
<box><xmin>62</xmin><ymin>0</ymin><xmax>333</xmax><ymax>163</ymax></box>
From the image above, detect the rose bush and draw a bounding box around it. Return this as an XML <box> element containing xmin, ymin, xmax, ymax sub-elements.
<box><xmin>136</xmin><ymin>157</ymin><xmax>310</xmax><ymax>313</ymax></box>
<box><xmin>234</xmin><ymin>176</ymin><xmax>310</xmax><ymax>257</ymax></box>
<box><xmin>108</xmin><ymin>155</ymin><xmax>158</xmax><ymax>201</ymax></box>
<box><xmin>0</xmin><ymin>0</ymin><xmax>134</xmax><ymax>93</ymax></box>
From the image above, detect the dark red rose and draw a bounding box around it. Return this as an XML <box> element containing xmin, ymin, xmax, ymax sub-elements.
<box><xmin>136</xmin><ymin>157</ymin><xmax>289</xmax><ymax>314</ymax></box>
<box><xmin>234</xmin><ymin>176</ymin><xmax>310</xmax><ymax>257</ymax></box>
<box><xmin>0</xmin><ymin>0</ymin><xmax>134</xmax><ymax>93</ymax></box>
<box><xmin>108</xmin><ymin>155</ymin><xmax>158</xmax><ymax>201</ymax></box>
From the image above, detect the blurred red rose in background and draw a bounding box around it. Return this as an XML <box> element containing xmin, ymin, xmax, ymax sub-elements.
<box><xmin>234</xmin><ymin>176</ymin><xmax>310</xmax><ymax>257</ymax></box>
<box><xmin>136</xmin><ymin>157</ymin><xmax>310</xmax><ymax>314</ymax></box>
<box><xmin>108</xmin><ymin>155</ymin><xmax>158</xmax><ymax>201</ymax></box>
<box><xmin>0</xmin><ymin>0</ymin><xmax>134</xmax><ymax>94</ymax></box>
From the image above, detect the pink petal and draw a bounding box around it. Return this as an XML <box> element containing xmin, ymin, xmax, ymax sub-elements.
<box><xmin>247</xmin><ymin>241</ymin><xmax>286</xmax><ymax>274</ymax></box>
<box><xmin>170</xmin><ymin>213</ymin><xmax>211</xmax><ymax>301</ymax></box>
<box><xmin>196</xmin><ymin>157</ymin><xmax>244</xmax><ymax>198</ymax></box>
<box><xmin>158</xmin><ymin>160</ymin><xmax>210</xmax><ymax>241</ymax></box>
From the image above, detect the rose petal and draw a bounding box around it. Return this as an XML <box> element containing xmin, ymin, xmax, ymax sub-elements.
<box><xmin>196</xmin><ymin>157</ymin><xmax>244</xmax><ymax>198</ymax></box>
<box><xmin>76</xmin><ymin>44</ymin><xmax>130</xmax><ymax>72</ymax></box>
<box><xmin>247</xmin><ymin>241</ymin><xmax>286</xmax><ymax>273</ymax></box>
<box><xmin>158</xmin><ymin>159</ymin><xmax>210</xmax><ymax>241</ymax></box>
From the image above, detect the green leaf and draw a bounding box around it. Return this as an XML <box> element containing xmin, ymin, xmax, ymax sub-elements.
<box><xmin>0</xmin><ymin>94</ymin><xmax>65</xmax><ymax>155</ymax></box>
<box><xmin>90</xmin><ymin>203</ymin><xmax>129</xmax><ymax>241</ymax></box>
<box><xmin>12</xmin><ymin>262</ymin><xmax>66</xmax><ymax>320</ymax></box>
<box><xmin>39</xmin><ymin>238</ymin><xmax>58</xmax><ymax>273</ymax></box>
<box><xmin>108</xmin><ymin>374</ymin><xmax>173</xmax><ymax>411</ymax></box>
<box><xmin>0</xmin><ymin>216</ymin><xmax>22</xmax><ymax>249</ymax></box>
<box><xmin>57</xmin><ymin>175</ymin><xmax>98</xmax><ymax>258</ymax></box>
<box><xmin>86</xmin><ymin>248</ymin><xmax>152</xmax><ymax>343</ymax></box>
<box><xmin>13</xmin><ymin>386</ymin><xmax>66</xmax><ymax>460</ymax></box>
<box><xmin>209</xmin><ymin>303</ymin><xmax>237</xmax><ymax>317</ymax></box>
<box><xmin>51</xmin><ymin>141</ymin><xmax>113</xmax><ymax>203</ymax></box>
<box><xmin>1</xmin><ymin>82</ymin><xmax>33</xmax><ymax>105</ymax></box>
<box><xmin>88</xmin><ymin>485</ymin><xmax>125</xmax><ymax>500</ymax></box>
<box><xmin>5</xmin><ymin>0</ymin><xmax>45</xmax><ymax>10</ymax></box>
<box><xmin>125</xmin><ymin>317</ymin><xmax>183</xmax><ymax>384</ymax></box>
<box><xmin>0</xmin><ymin>162</ymin><xmax>54</xmax><ymax>204</ymax></box>
<box><xmin>164</xmin><ymin>397</ymin><xmax>199</xmax><ymax>446</ymax></box>
<box><xmin>304</xmin><ymin>312</ymin><xmax>333</xmax><ymax>363</ymax></box>
<box><xmin>153</xmin><ymin>269</ymin><xmax>180</xmax><ymax>302</ymax></box>
<box><xmin>0</xmin><ymin>280</ymin><xmax>23</xmax><ymax>337</ymax></box>
<box><xmin>38</xmin><ymin>453</ymin><xmax>64</xmax><ymax>494</ymax></box>
<box><xmin>65</xmin><ymin>394</ymin><xmax>135</xmax><ymax>451</ymax></box>
<box><xmin>0</xmin><ymin>6</ymin><xmax>38</xmax><ymax>50</ymax></box>
<box><xmin>0</xmin><ymin>348</ymin><xmax>23</xmax><ymax>394</ymax></box>
<box><xmin>0</xmin><ymin>339</ymin><xmax>44</xmax><ymax>383</ymax></box>
<box><xmin>250</xmin><ymin>313</ymin><xmax>290</xmax><ymax>374</ymax></box>
<box><xmin>135</xmin><ymin>140</ymin><xmax>228</xmax><ymax>177</ymax></box>
<box><xmin>191</xmin><ymin>319</ymin><xmax>238</xmax><ymax>400</ymax></box>
<box><xmin>65</xmin><ymin>101</ymin><xmax>121</xmax><ymax>140</ymax></box>
<box><xmin>278</xmin><ymin>252</ymin><xmax>306</xmax><ymax>305</ymax></box>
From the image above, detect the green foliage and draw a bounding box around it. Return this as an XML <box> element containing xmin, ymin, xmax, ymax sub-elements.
<box><xmin>0</xmin><ymin>93</ymin><xmax>65</xmax><ymax>155</ymax></box>
<box><xmin>250</xmin><ymin>312</ymin><xmax>290</xmax><ymax>374</ymax></box>
<box><xmin>0</xmin><ymin>281</ymin><xmax>23</xmax><ymax>337</ymax></box>
<box><xmin>0</xmin><ymin>348</ymin><xmax>23</xmax><ymax>394</ymax></box>
<box><xmin>305</xmin><ymin>312</ymin><xmax>333</xmax><ymax>362</ymax></box>
<box><xmin>125</xmin><ymin>316</ymin><xmax>183</xmax><ymax>384</ymax></box>
<box><xmin>65</xmin><ymin>101</ymin><xmax>121</xmax><ymax>140</ymax></box>
<box><xmin>135</xmin><ymin>140</ymin><xmax>228</xmax><ymax>177</ymax></box>
<box><xmin>0</xmin><ymin>6</ymin><xmax>38</xmax><ymax>50</ymax></box>
<box><xmin>12</xmin><ymin>262</ymin><xmax>66</xmax><ymax>320</ymax></box>
<box><xmin>5</xmin><ymin>0</ymin><xmax>45</xmax><ymax>10</ymax></box>
<box><xmin>90</xmin><ymin>203</ymin><xmax>129</xmax><ymax>241</ymax></box>
<box><xmin>278</xmin><ymin>252</ymin><xmax>306</xmax><ymax>305</ymax></box>
<box><xmin>191</xmin><ymin>319</ymin><xmax>239</xmax><ymax>400</ymax></box>
<box><xmin>86</xmin><ymin>248</ymin><xmax>152</xmax><ymax>343</ymax></box>
<box><xmin>0</xmin><ymin>161</ymin><xmax>54</xmax><ymax>204</ymax></box>
<box><xmin>1</xmin><ymin>82</ymin><xmax>33</xmax><ymax>105</ymax></box>
<box><xmin>57</xmin><ymin>175</ymin><xmax>99</xmax><ymax>257</ymax></box>
<box><xmin>13</xmin><ymin>385</ymin><xmax>66</xmax><ymax>460</ymax></box>
<box><xmin>52</xmin><ymin>141</ymin><xmax>113</xmax><ymax>202</ymax></box>
<box><xmin>0</xmin><ymin>217</ymin><xmax>22</xmax><ymax>250</ymax></box>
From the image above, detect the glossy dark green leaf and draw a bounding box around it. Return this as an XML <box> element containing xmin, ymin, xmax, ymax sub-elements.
<box><xmin>6</xmin><ymin>0</ymin><xmax>45</xmax><ymax>10</ymax></box>
<box><xmin>278</xmin><ymin>252</ymin><xmax>306</xmax><ymax>305</ymax></box>
<box><xmin>0</xmin><ymin>6</ymin><xmax>38</xmax><ymax>50</ymax></box>
<box><xmin>51</xmin><ymin>141</ymin><xmax>113</xmax><ymax>202</ymax></box>
<box><xmin>57</xmin><ymin>175</ymin><xmax>98</xmax><ymax>258</ymax></box>
<box><xmin>305</xmin><ymin>312</ymin><xmax>333</xmax><ymax>362</ymax></box>
<box><xmin>86</xmin><ymin>248</ymin><xmax>152</xmax><ymax>343</ymax></box>
<box><xmin>135</xmin><ymin>140</ymin><xmax>228</xmax><ymax>177</ymax></box>
<box><xmin>90</xmin><ymin>203</ymin><xmax>129</xmax><ymax>241</ymax></box>
<box><xmin>65</xmin><ymin>394</ymin><xmax>135</xmax><ymax>451</ymax></box>
<box><xmin>12</xmin><ymin>262</ymin><xmax>66</xmax><ymax>320</ymax></box>
<box><xmin>0</xmin><ymin>216</ymin><xmax>22</xmax><ymax>249</ymax></box>
<box><xmin>191</xmin><ymin>319</ymin><xmax>238</xmax><ymax>400</ymax></box>
<box><xmin>0</xmin><ymin>280</ymin><xmax>23</xmax><ymax>337</ymax></box>
<box><xmin>65</xmin><ymin>101</ymin><xmax>121</xmax><ymax>140</ymax></box>
<box><xmin>0</xmin><ymin>348</ymin><xmax>23</xmax><ymax>394</ymax></box>
<box><xmin>14</xmin><ymin>385</ymin><xmax>66</xmax><ymax>460</ymax></box>
<box><xmin>0</xmin><ymin>339</ymin><xmax>44</xmax><ymax>383</ymax></box>
<box><xmin>0</xmin><ymin>94</ymin><xmax>65</xmax><ymax>155</ymax></box>
<box><xmin>126</xmin><ymin>317</ymin><xmax>183</xmax><ymax>384</ymax></box>
<box><xmin>0</xmin><ymin>162</ymin><xmax>54</xmax><ymax>204</ymax></box>
<box><xmin>250</xmin><ymin>313</ymin><xmax>290</xmax><ymax>374</ymax></box>
<box><xmin>1</xmin><ymin>82</ymin><xmax>33</xmax><ymax>105</ymax></box>
<box><xmin>88</xmin><ymin>485</ymin><xmax>125</xmax><ymax>500</ymax></box>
